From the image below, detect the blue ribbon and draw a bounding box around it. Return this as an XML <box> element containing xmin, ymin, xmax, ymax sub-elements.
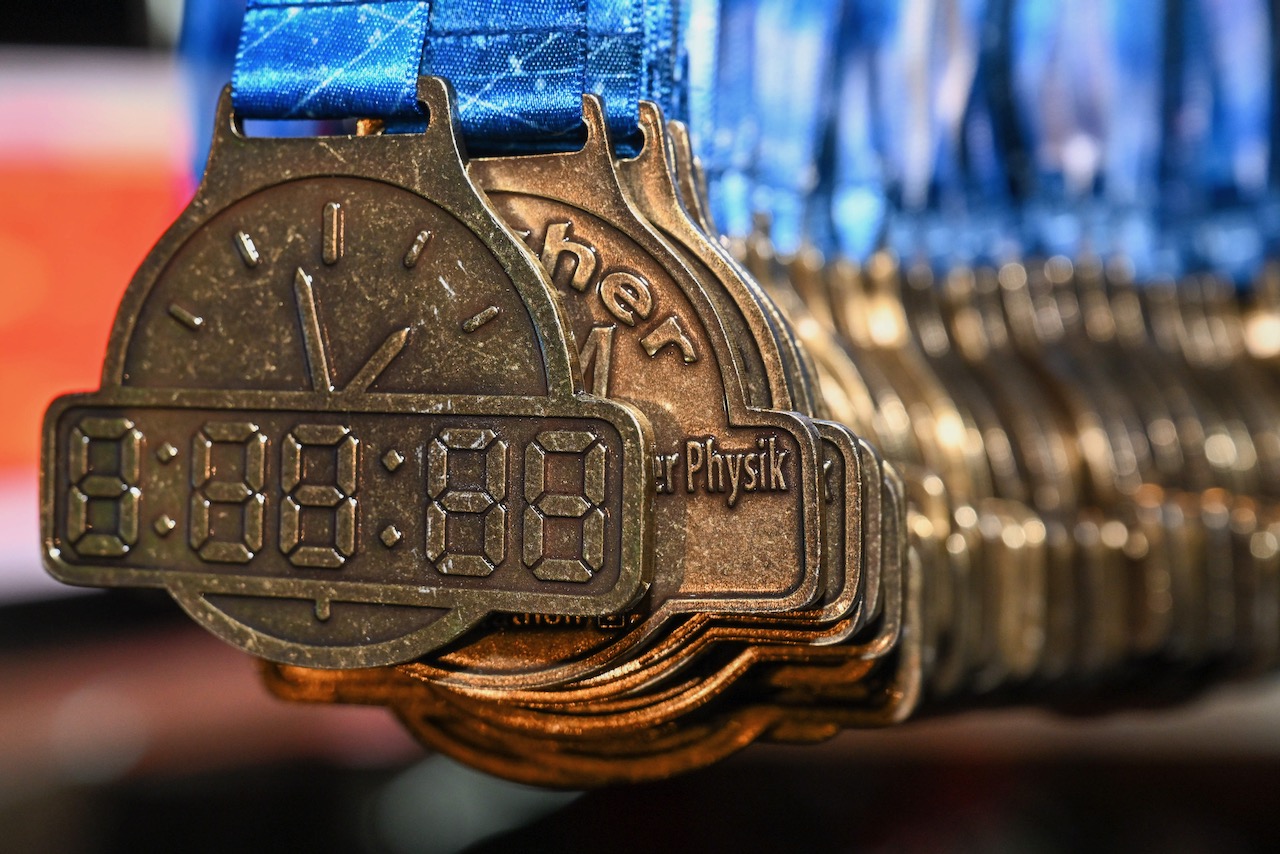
<box><xmin>204</xmin><ymin>0</ymin><xmax>1280</xmax><ymax>278</ymax></box>
<box><xmin>683</xmin><ymin>0</ymin><xmax>719</xmax><ymax>164</ymax></box>
<box><xmin>1011</xmin><ymin>0</ymin><xmax>1097</xmax><ymax>258</ymax></box>
<box><xmin>234</xmin><ymin>0</ymin><xmax>432</xmax><ymax>121</ymax></box>
<box><xmin>702</xmin><ymin>0</ymin><xmax>757</xmax><ymax>238</ymax></box>
<box><xmin>865</xmin><ymin>0</ymin><xmax>989</xmax><ymax>267</ymax></box>
<box><xmin>920</xmin><ymin>0</ymin><xmax>988</xmax><ymax>267</ymax></box>
<box><xmin>231</xmin><ymin>0</ymin><xmax>686</xmax><ymax>153</ymax></box>
<box><xmin>830</xmin><ymin>0</ymin><xmax>894</xmax><ymax>262</ymax></box>
<box><xmin>1101</xmin><ymin>0</ymin><xmax>1162</xmax><ymax>278</ymax></box>
<box><xmin>752</xmin><ymin>0</ymin><xmax>842</xmax><ymax>255</ymax></box>
<box><xmin>1176</xmin><ymin>0</ymin><xmax>1270</xmax><ymax>284</ymax></box>
<box><xmin>181</xmin><ymin>0</ymin><xmax>249</xmax><ymax>180</ymax></box>
<box><xmin>961</xmin><ymin>0</ymin><xmax>1018</xmax><ymax>264</ymax></box>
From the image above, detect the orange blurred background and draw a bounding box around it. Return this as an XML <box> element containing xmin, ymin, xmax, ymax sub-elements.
<box><xmin>0</xmin><ymin>51</ymin><xmax>190</xmax><ymax>599</ymax></box>
<box><xmin>0</xmin><ymin>55</ymin><xmax>188</xmax><ymax>471</ymax></box>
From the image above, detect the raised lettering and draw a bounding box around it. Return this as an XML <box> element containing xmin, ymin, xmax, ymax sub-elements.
<box><xmin>725</xmin><ymin>453</ymin><xmax>743</xmax><ymax>506</ymax></box>
<box><xmin>598</xmin><ymin>270</ymin><xmax>654</xmax><ymax>326</ymax></box>
<box><xmin>578</xmin><ymin>325</ymin><xmax>615</xmax><ymax>397</ymax></box>
<box><xmin>640</xmin><ymin>314</ymin><xmax>698</xmax><ymax>363</ymax></box>
<box><xmin>540</xmin><ymin>221</ymin><xmax>598</xmax><ymax>292</ymax></box>
<box><xmin>685</xmin><ymin>440</ymin><xmax>703</xmax><ymax>492</ymax></box>
<box><xmin>679</xmin><ymin>435</ymin><xmax>790</xmax><ymax>506</ymax></box>
<box><xmin>769</xmin><ymin>436</ymin><xmax>788</xmax><ymax>490</ymax></box>
<box><xmin>707</xmin><ymin>438</ymin><xmax>725</xmax><ymax>492</ymax></box>
<box><xmin>744</xmin><ymin>452</ymin><xmax>759</xmax><ymax>490</ymax></box>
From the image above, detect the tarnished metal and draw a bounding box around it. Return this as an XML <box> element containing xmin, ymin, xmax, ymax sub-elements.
<box><xmin>42</xmin><ymin>73</ymin><xmax>1280</xmax><ymax>791</ymax></box>
<box><xmin>41</xmin><ymin>79</ymin><xmax>655</xmax><ymax>668</ymax></box>
<box><xmin>259</xmin><ymin>102</ymin><xmax>907</xmax><ymax>776</ymax></box>
<box><xmin>379</xmin><ymin>94</ymin><xmax>828</xmax><ymax>693</ymax></box>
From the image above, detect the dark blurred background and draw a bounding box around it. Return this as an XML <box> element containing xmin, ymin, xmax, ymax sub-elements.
<box><xmin>3</xmin><ymin>3</ymin><xmax>1280</xmax><ymax>852</ymax></box>
<box><xmin>3</xmin><ymin>1</ymin><xmax>157</xmax><ymax>47</ymax></box>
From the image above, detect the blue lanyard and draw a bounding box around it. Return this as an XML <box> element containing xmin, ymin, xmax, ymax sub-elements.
<box><xmin>1168</xmin><ymin>0</ymin><xmax>1270</xmax><ymax>283</ymax></box>
<box><xmin>830</xmin><ymin>0</ymin><xmax>895</xmax><ymax>261</ymax></box>
<box><xmin>1100</xmin><ymin>0</ymin><xmax>1162</xmax><ymax>278</ymax></box>
<box><xmin>751</xmin><ymin>0</ymin><xmax>842</xmax><ymax>256</ymax></box>
<box><xmin>1012</xmin><ymin>0</ymin><xmax>1103</xmax><ymax>258</ymax></box>
<box><xmin>683</xmin><ymin>0</ymin><xmax>719</xmax><ymax>166</ymax></box>
<box><xmin>231</xmin><ymin>0</ymin><xmax>687</xmax><ymax>154</ymax></box>
<box><xmin>870</xmin><ymin>0</ymin><xmax>987</xmax><ymax>267</ymax></box>
<box><xmin>205</xmin><ymin>0</ymin><xmax>1280</xmax><ymax>280</ymax></box>
<box><xmin>962</xmin><ymin>0</ymin><xmax>1018</xmax><ymax>264</ymax></box>
<box><xmin>701</xmin><ymin>0</ymin><xmax>757</xmax><ymax>238</ymax></box>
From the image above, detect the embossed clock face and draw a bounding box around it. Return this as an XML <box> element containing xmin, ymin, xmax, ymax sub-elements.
<box><xmin>42</xmin><ymin>174</ymin><xmax>654</xmax><ymax>668</ymax></box>
<box><xmin>123</xmin><ymin>177</ymin><xmax>549</xmax><ymax>397</ymax></box>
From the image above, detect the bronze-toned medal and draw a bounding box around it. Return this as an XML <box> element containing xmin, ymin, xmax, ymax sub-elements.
<box><xmin>38</xmin><ymin>0</ymin><xmax>1280</xmax><ymax>794</ymax></box>
<box><xmin>408</xmin><ymin>95</ymin><xmax>826</xmax><ymax>690</ymax></box>
<box><xmin>41</xmin><ymin>80</ymin><xmax>655</xmax><ymax>668</ymax></box>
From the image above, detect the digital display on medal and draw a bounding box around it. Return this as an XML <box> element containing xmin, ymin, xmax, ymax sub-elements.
<box><xmin>46</xmin><ymin>402</ymin><xmax>631</xmax><ymax>593</ymax></box>
<box><xmin>39</xmin><ymin>83</ymin><xmax>653</xmax><ymax>669</ymax></box>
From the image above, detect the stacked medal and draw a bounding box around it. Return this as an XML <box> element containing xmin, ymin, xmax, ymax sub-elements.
<box><xmin>37</xmin><ymin>0</ymin><xmax>1280</xmax><ymax>787</ymax></box>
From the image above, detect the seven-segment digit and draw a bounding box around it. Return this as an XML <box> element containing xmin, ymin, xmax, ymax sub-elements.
<box><xmin>523</xmin><ymin>430</ymin><xmax>606</xmax><ymax>582</ymax></box>
<box><xmin>280</xmin><ymin>424</ymin><xmax>359</xmax><ymax>568</ymax></box>
<box><xmin>66</xmin><ymin>416</ymin><xmax>142</xmax><ymax>557</ymax></box>
<box><xmin>189</xmin><ymin>421</ymin><xmax>267</xmax><ymax>563</ymax></box>
<box><xmin>425</xmin><ymin>428</ymin><xmax>508</xmax><ymax>576</ymax></box>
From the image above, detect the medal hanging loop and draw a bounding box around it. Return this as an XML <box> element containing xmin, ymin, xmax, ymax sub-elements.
<box><xmin>232</xmin><ymin>0</ymin><xmax>688</xmax><ymax>156</ymax></box>
<box><xmin>233</xmin><ymin>0</ymin><xmax>435</xmax><ymax>121</ymax></box>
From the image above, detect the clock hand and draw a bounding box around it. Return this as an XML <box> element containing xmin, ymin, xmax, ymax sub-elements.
<box><xmin>346</xmin><ymin>327</ymin><xmax>411</xmax><ymax>393</ymax></box>
<box><xmin>294</xmin><ymin>266</ymin><xmax>333</xmax><ymax>392</ymax></box>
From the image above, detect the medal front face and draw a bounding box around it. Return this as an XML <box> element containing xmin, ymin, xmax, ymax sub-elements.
<box><xmin>40</xmin><ymin>84</ymin><xmax>654</xmax><ymax>669</ymax></box>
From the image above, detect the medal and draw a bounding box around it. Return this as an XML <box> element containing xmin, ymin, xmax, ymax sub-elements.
<box><xmin>40</xmin><ymin>0</ymin><xmax>1280</xmax><ymax>788</ymax></box>
<box><xmin>41</xmin><ymin>80</ymin><xmax>655</xmax><ymax>668</ymax></box>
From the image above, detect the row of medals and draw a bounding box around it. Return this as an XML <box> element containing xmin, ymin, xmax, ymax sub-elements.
<box><xmin>260</xmin><ymin>95</ymin><xmax>1280</xmax><ymax>787</ymax></box>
